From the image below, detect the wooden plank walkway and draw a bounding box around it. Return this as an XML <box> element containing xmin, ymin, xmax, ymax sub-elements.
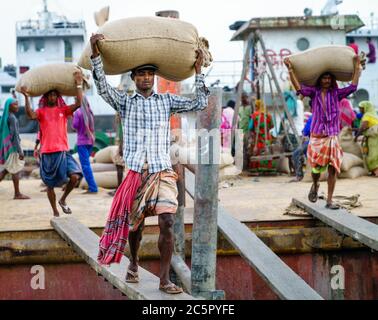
<box><xmin>184</xmin><ymin>169</ymin><xmax>323</xmax><ymax>300</ymax></box>
<box><xmin>217</xmin><ymin>207</ymin><xmax>323</xmax><ymax>300</ymax></box>
<box><xmin>51</xmin><ymin>217</ymin><xmax>195</xmax><ymax>300</ymax></box>
<box><xmin>293</xmin><ymin>198</ymin><xmax>378</xmax><ymax>251</ymax></box>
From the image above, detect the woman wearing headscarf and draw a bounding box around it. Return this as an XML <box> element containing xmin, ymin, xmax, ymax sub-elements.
<box><xmin>0</xmin><ymin>98</ymin><xmax>30</xmax><ymax>199</ymax></box>
<box><xmin>248</xmin><ymin>99</ymin><xmax>275</xmax><ymax>172</ymax></box>
<box><xmin>355</xmin><ymin>101</ymin><xmax>378</xmax><ymax>176</ymax></box>
<box><xmin>72</xmin><ymin>96</ymin><xmax>98</xmax><ymax>193</ymax></box>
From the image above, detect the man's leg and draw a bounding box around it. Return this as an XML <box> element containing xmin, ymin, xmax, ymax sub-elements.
<box><xmin>47</xmin><ymin>187</ymin><xmax>60</xmax><ymax>217</ymax></box>
<box><xmin>59</xmin><ymin>174</ymin><xmax>80</xmax><ymax>206</ymax></box>
<box><xmin>126</xmin><ymin>221</ymin><xmax>144</xmax><ymax>282</ymax></box>
<box><xmin>309</xmin><ymin>170</ymin><xmax>321</xmax><ymax>203</ymax></box>
<box><xmin>327</xmin><ymin>166</ymin><xmax>338</xmax><ymax>208</ymax></box>
<box><xmin>78</xmin><ymin>145</ymin><xmax>98</xmax><ymax>193</ymax></box>
<box><xmin>0</xmin><ymin>169</ymin><xmax>8</xmax><ymax>182</ymax></box>
<box><xmin>12</xmin><ymin>173</ymin><xmax>30</xmax><ymax>200</ymax></box>
<box><xmin>292</xmin><ymin>147</ymin><xmax>304</xmax><ymax>181</ymax></box>
<box><xmin>158</xmin><ymin>213</ymin><xmax>175</xmax><ymax>286</ymax></box>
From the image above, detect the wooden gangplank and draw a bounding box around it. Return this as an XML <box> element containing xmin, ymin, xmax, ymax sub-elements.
<box><xmin>217</xmin><ymin>208</ymin><xmax>323</xmax><ymax>300</ymax></box>
<box><xmin>184</xmin><ymin>169</ymin><xmax>323</xmax><ymax>300</ymax></box>
<box><xmin>51</xmin><ymin>217</ymin><xmax>195</xmax><ymax>300</ymax></box>
<box><xmin>293</xmin><ymin>198</ymin><xmax>378</xmax><ymax>251</ymax></box>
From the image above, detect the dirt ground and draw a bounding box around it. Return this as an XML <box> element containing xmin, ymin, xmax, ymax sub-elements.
<box><xmin>0</xmin><ymin>175</ymin><xmax>377</xmax><ymax>232</ymax></box>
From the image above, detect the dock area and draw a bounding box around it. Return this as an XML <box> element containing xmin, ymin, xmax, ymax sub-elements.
<box><xmin>1</xmin><ymin>175</ymin><xmax>377</xmax><ymax>232</ymax></box>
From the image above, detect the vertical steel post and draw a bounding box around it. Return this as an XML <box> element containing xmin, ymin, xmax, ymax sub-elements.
<box><xmin>191</xmin><ymin>88</ymin><xmax>224</xmax><ymax>300</ymax></box>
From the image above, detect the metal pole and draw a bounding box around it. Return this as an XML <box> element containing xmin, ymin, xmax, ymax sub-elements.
<box><xmin>191</xmin><ymin>88</ymin><xmax>224</xmax><ymax>300</ymax></box>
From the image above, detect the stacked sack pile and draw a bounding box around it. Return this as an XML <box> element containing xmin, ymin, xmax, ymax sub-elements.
<box><xmin>338</xmin><ymin>127</ymin><xmax>368</xmax><ymax>179</ymax></box>
<box><xmin>171</xmin><ymin>144</ymin><xmax>240</xmax><ymax>181</ymax></box>
<box><xmin>79</xmin><ymin>146</ymin><xmax>126</xmax><ymax>190</ymax></box>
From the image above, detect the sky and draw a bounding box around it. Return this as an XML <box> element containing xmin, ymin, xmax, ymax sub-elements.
<box><xmin>0</xmin><ymin>0</ymin><xmax>377</xmax><ymax>66</ymax></box>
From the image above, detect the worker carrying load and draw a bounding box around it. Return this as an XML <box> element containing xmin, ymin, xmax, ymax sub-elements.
<box><xmin>89</xmin><ymin>17</ymin><xmax>211</xmax><ymax>294</ymax></box>
<box><xmin>284</xmin><ymin>46</ymin><xmax>363</xmax><ymax>210</ymax></box>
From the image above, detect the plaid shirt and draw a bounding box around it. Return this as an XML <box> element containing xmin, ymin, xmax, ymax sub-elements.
<box><xmin>91</xmin><ymin>56</ymin><xmax>209</xmax><ymax>173</ymax></box>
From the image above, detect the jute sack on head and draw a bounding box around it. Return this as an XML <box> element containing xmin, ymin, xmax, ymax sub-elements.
<box><xmin>287</xmin><ymin>46</ymin><xmax>356</xmax><ymax>86</ymax></box>
<box><xmin>78</xmin><ymin>16</ymin><xmax>212</xmax><ymax>81</ymax></box>
<box><xmin>16</xmin><ymin>64</ymin><xmax>89</xmax><ymax>97</ymax></box>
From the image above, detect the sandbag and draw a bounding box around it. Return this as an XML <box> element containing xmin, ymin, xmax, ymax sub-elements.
<box><xmin>94</xmin><ymin>146</ymin><xmax>118</xmax><ymax>164</ymax></box>
<box><xmin>277</xmin><ymin>157</ymin><xmax>290</xmax><ymax>174</ymax></box>
<box><xmin>339</xmin><ymin>166</ymin><xmax>368</xmax><ymax>179</ymax></box>
<box><xmin>219</xmin><ymin>165</ymin><xmax>241</xmax><ymax>181</ymax></box>
<box><xmin>174</xmin><ymin>145</ymin><xmax>234</xmax><ymax>168</ymax></box>
<box><xmin>288</xmin><ymin>45</ymin><xmax>356</xmax><ymax>86</ymax></box>
<box><xmin>31</xmin><ymin>168</ymin><xmax>41</xmax><ymax>179</ymax></box>
<box><xmin>80</xmin><ymin>170</ymin><xmax>129</xmax><ymax>189</ymax></box>
<box><xmin>78</xmin><ymin>16</ymin><xmax>212</xmax><ymax>81</ymax></box>
<box><xmin>339</xmin><ymin>127</ymin><xmax>363</xmax><ymax>159</ymax></box>
<box><xmin>91</xmin><ymin>163</ymin><xmax>117</xmax><ymax>173</ymax></box>
<box><xmin>341</xmin><ymin>152</ymin><xmax>364</xmax><ymax>172</ymax></box>
<box><xmin>16</xmin><ymin>64</ymin><xmax>89</xmax><ymax>97</ymax></box>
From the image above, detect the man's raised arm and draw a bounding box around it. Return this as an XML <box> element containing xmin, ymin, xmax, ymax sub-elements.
<box><xmin>90</xmin><ymin>33</ymin><xmax>127</xmax><ymax>112</ymax></box>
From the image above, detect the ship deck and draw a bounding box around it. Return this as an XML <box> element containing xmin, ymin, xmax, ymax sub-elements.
<box><xmin>1</xmin><ymin>175</ymin><xmax>377</xmax><ymax>233</ymax></box>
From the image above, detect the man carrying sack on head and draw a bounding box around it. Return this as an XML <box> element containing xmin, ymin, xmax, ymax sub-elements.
<box><xmin>22</xmin><ymin>71</ymin><xmax>84</xmax><ymax>217</ymax></box>
<box><xmin>285</xmin><ymin>55</ymin><xmax>362</xmax><ymax>210</ymax></box>
<box><xmin>90</xmin><ymin>33</ymin><xmax>209</xmax><ymax>294</ymax></box>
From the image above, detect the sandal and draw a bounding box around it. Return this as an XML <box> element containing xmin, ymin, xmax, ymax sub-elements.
<box><xmin>58</xmin><ymin>201</ymin><xmax>72</xmax><ymax>215</ymax></box>
<box><xmin>325</xmin><ymin>203</ymin><xmax>340</xmax><ymax>210</ymax></box>
<box><xmin>308</xmin><ymin>183</ymin><xmax>320</xmax><ymax>203</ymax></box>
<box><xmin>159</xmin><ymin>283</ymin><xmax>183</xmax><ymax>295</ymax></box>
<box><xmin>125</xmin><ymin>268</ymin><xmax>139</xmax><ymax>283</ymax></box>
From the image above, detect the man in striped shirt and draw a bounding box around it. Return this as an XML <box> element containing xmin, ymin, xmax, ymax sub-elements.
<box><xmin>90</xmin><ymin>33</ymin><xmax>209</xmax><ymax>294</ymax></box>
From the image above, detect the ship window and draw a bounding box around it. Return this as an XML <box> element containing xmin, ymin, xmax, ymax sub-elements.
<box><xmin>297</xmin><ymin>38</ymin><xmax>310</xmax><ymax>51</ymax></box>
<box><xmin>64</xmin><ymin>40</ymin><xmax>73</xmax><ymax>62</ymax></box>
<box><xmin>19</xmin><ymin>40</ymin><xmax>30</xmax><ymax>53</ymax></box>
<box><xmin>1</xmin><ymin>86</ymin><xmax>14</xmax><ymax>94</ymax></box>
<box><xmin>35</xmin><ymin>39</ymin><xmax>45</xmax><ymax>52</ymax></box>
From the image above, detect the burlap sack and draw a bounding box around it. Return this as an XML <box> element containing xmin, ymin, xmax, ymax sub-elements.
<box><xmin>94</xmin><ymin>146</ymin><xmax>118</xmax><ymax>164</ymax></box>
<box><xmin>174</xmin><ymin>145</ymin><xmax>234</xmax><ymax>168</ymax></box>
<box><xmin>16</xmin><ymin>64</ymin><xmax>89</xmax><ymax>97</ymax></box>
<box><xmin>91</xmin><ymin>163</ymin><xmax>117</xmax><ymax>173</ymax></box>
<box><xmin>219</xmin><ymin>165</ymin><xmax>241</xmax><ymax>182</ymax></box>
<box><xmin>80</xmin><ymin>170</ymin><xmax>130</xmax><ymax>189</ymax></box>
<box><xmin>288</xmin><ymin>46</ymin><xmax>356</xmax><ymax>86</ymax></box>
<box><xmin>95</xmin><ymin>6</ymin><xmax>110</xmax><ymax>27</ymax></box>
<box><xmin>341</xmin><ymin>152</ymin><xmax>364</xmax><ymax>172</ymax></box>
<box><xmin>339</xmin><ymin>127</ymin><xmax>363</xmax><ymax>159</ymax></box>
<box><xmin>339</xmin><ymin>166</ymin><xmax>368</xmax><ymax>179</ymax></box>
<box><xmin>78</xmin><ymin>16</ymin><xmax>212</xmax><ymax>81</ymax></box>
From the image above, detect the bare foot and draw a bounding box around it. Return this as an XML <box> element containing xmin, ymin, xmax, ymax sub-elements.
<box><xmin>14</xmin><ymin>194</ymin><xmax>30</xmax><ymax>200</ymax></box>
<box><xmin>53</xmin><ymin>212</ymin><xmax>60</xmax><ymax>217</ymax></box>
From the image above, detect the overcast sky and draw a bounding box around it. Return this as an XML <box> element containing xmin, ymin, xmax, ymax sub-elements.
<box><xmin>0</xmin><ymin>0</ymin><xmax>377</xmax><ymax>66</ymax></box>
